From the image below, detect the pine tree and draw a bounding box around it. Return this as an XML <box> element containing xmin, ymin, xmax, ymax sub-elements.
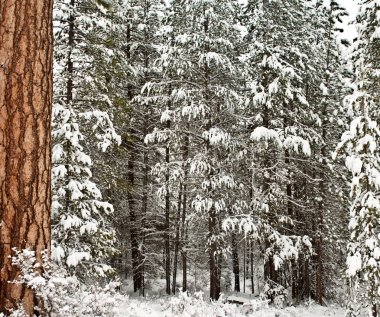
<box><xmin>145</xmin><ymin>0</ymin><xmax>244</xmax><ymax>300</ymax></box>
<box><xmin>336</xmin><ymin>1</ymin><xmax>380</xmax><ymax>314</ymax></box>
<box><xmin>232</xmin><ymin>0</ymin><xmax>316</xmax><ymax>301</ymax></box>
<box><xmin>52</xmin><ymin>0</ymin><xmax>120</xmax><ymax>278</ymax></box>
<box><xmin>0</xmin><ymin>0</ymin><xmax>53</xmax><ymax>314</ymax></box>
<box><xmin>307</xmin><ymin>0</ymin><xmax>349</xmax><ymax>304</ymax></box>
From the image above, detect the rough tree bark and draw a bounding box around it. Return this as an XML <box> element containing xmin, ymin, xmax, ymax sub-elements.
<box><xmin>0</xmin><ymin>0</ymin><xmax>53</xmax><ymax>315</ymax></box>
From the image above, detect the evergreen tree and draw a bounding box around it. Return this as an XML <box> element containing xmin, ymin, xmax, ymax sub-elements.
<box><xmin>308</xmin><ymin>0</ymin><xmax>349</xmax><ymax>303</ymax></box>
<box><xmin>145</xmin><ymin>0</ymin><xmax>244</xmax><ymax>300</ymax></box>
<box><xmin>337</xmin><ymin>1</ymin><xmax>380</xmax><ymax>315</ymax></box>
<box><xmin>232</xmin><ymin>0</ymin><xmax>316</xmax><ymax>301</ymax></box>
<box><xmin>0</xmin><ymin>0</ymin><xmax>53</xmax><ymax>313</ymax></box>
<box><xmin>52</xmin><ymin>0</ymin><xmax>120</xmax><ymax>277</ymax></box>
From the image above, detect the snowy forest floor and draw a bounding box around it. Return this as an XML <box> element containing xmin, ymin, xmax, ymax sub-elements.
<box><xmin>115</xmin><ymin>296</ymin><xmax>345</xmax><ymax>317</ymax></box>
<box><xmin>111</xmin><ymin>275</ymin><xmax>346</xmax><ymax>316</ymax></box>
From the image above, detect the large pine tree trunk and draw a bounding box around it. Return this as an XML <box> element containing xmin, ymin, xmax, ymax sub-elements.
<box><xmin>0</xmin><ymin>0</ymin><xmax>53</xmax><ymax>314</ymax></box>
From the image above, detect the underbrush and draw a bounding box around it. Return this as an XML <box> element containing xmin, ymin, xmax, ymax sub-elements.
<box><xmin>0</xmin><ymin>249</ymin><xmax>122</xmax><ymax>317</ymax></box>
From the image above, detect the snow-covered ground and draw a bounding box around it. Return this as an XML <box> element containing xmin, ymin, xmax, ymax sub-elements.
<box><xmin>115</xmin><ymin>295</ymin><xmax>345</xmax><ymax>317</ymax></box>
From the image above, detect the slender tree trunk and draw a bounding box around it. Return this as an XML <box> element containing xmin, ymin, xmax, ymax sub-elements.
<box><xmin>164</xmin><ymin>153</ymin><xmax>170</xmax><ymax>295</ymax></box>
<box><xmin>181</xmin><ymin>177</ymin><xmax>188</xmax><ymax>292</ymax></box>
<box><xmin>262</xmin><ymin>103</ymin><xmax>277</xmax><ymax>286</ymax></box>
<box><xmin>181</xmin><ymin>129</ymin><xmax>189</xmax><ymax>292</ymax></box>
<box><xmin>164</xmin><ymin>122</ymin><xmax>171</xmax><ymax>295</ymax></box>
<box><xmin>372</xmin><ymin>304</ymin><xmax>377</xmax><ymax>317</ymax></box>
<box><xmin>250</xmin><ymin>241</ymin><xmax>254</xmax><ymax>294</ymax></box>
<box><xmin>127</xmin><ymin>143</ymin><xmax>143</xmax><ymax>293</ymax></box>
<box><xmin>304</xmin><ymin>258</ymin><xmax>310</xmax><ymax>300</ymax></box>
<box><xmin>125</xmin><ymin>21</ymin><xmax>143</xmax><ymax>294</ymax></box>
<box><xmin>243</xmin><ymin>240</ymin><xmax>246</xmax><ymax>293</ymax></box>
<box><xmin>217</xmin><ymin>247</ymin><xmax>222</xmax><ymax>296</ymax></box>
<box><xmin>249</xmin><ymin>179</ymin><xmax>255</xmax><ymax>294</ymax></box>
<box><xmin>64</xmin><ymin>0</ymin><xmax>75</xmax><ymax>215</ymax></box>
<box><xmin>0</xmin><ymin>0</ymin><xmax>53</xmax><ymax>314</ymax></box>
<box><xmin>316</xmin><ymin>100</ymin><xmax>327</xmax><ymax>306</ymax></box>
<box><xmin>172</xmin><ymin>185</ymin><xmax>182</xmax><ymax>294</ymax></box>
<box><xmin>140</xmin><ymin>147</ymin><xmax>148</xmax><ymax>297</ymax></box>
<box><xmin>209</xmin><ymin>204</ymin><xmax>219</xmax><ymax>300</ymax></box>
<box><xmin>231</xmin><ymin>232</ymin><xmax>240</xmax><ymax>292</ymax></box>
<box><xmin>201</xmin><ymin>6</ymin><xmax>220</xmax><ymax>301</ymax></box>
<box><xmin>138</xmin><ymin>2</ymin><xmax>153</xmax><ymax>295</ymax></box>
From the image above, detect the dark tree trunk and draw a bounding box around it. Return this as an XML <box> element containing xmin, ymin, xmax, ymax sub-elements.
<box><xmin>181</xmin><ymin>129</ymin><xmax>189</xmax><ymax>292</ymax></box>
<box><xmin>304</xmin><ymin>258</ymin><xmax>310</xmax><ymax>299</ymax></box>
<box><xmin>181</xmin><ymin>181</ymin><xmax>188</xmax><ymax>292</ymax></box>
<box><xmin>316</xmin><ymin>235</ymin><xmax>323</xmax><ymax>304</ymax></box>
<box><xmin>250</xmin><ymin>241</ymin><xmax>254</xmax><ymax>294</ymax></box>
<box><xmin>262</xmin><ymin>101</ymin><xmax>277</xmax><ymax>286</ymax></box>
<box><xmin>127</xmin><ymin>143</ymin><xmax>143</xmax><ymax>293</ymax></box>
<box><xmin>0</xmin><ymin>0</ymin><xmax>53</xmax><ymax>314</ymax></box>
<box><xmin>243</xmin><ymin>240</ymin><xmax>246</xmax><ymax>293</ymax></box>
<box><xmin>140</xmin><ymin>146</ymin><xmax>148</xmax><ymax>297</ymax></box>
<box><xmin>125</xmin><ymin>20</ymin><xmax>143</xmax><ymax>293</ymax></box>
<box><xmin>372</xmin><ymin>303</ymin><xmax>377</xmax><ymax>317</ymax></box>
<box><xmin>164</xmin><ymin>121</ymin><xmax>171</xmax><ymax>295</ymax></box>
<box><xmin>172</xmin><ymin>186</ymin><xmax>182</xmax><ymax>294</ymax></box>
<box><xmin>231</xmin><ymin>232</ymin><xmax>240</xmax><ymax>292</ymax></box>
<box><xmin>316</xmin><ymin>103</ymin><xmax>327</xmax><ymax>306</ymax></box>
<box><xmin>209</xmin><ymin>205</ymin><xmax>220</xmax><ymax>300</ymax></box>
<box><xmin>217</xmin><ymin>248</ymin><xmax>222</xmax><ymax>296</ymax></box>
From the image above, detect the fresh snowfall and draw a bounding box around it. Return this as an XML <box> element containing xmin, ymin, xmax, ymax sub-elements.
<box><xmin>3</xmin><ymin>0</ymin><xmax>380</xmax><ymax>316</ymax></box>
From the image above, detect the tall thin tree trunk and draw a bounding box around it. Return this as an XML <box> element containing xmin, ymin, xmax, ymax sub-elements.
<box><xmin>0</xmin><ymin>0</ymin><xmax>53</xmax><ymax>314</ymax></box>
<box><xmin>181</xmin><ymin>178</ymin><xmax>188</xmax><ymax>291</ymax></box>
<box><xmin>138</xmin><ymin>1</ymin><xmax>153</xmax><ymax>295</ymax></box>
<box><xmin>140</xmin><ymin>147</ymin><xmax>148</xmax><ymax>297</ymax></box>
<box><xmin>262</xmin><ymin>102</ymin><xmax>276</xmax><ymax>286</ymax></box>
<box><xmin>125</xmin><ymin>20</ymin><xmax>143</xmax><ymax>294</ymax></box>
<box><xmin>217</xmin><ymin>247</ymin><xmax>222</xmax><ymax>296</ymax></box>
<box><xmin>140</xmin><ymin>103</ymin><xmax>149</xmax><ymax>297</ymax></box>
<box><xmin>209</xmin><ymin>204</ymin><xmax>219</xmax><ymax>300</ymax></box>
<box><xmin>127</xmin><ymin>142</ymin><xmax>143</xmax><ymax>292</ymax></box>
<box><xmin>164</xmin><ymin>147</ymin><xmax>171</xmax><ymax>295</ymax></box>
<box><xmin>316</xmin><ymin>95</ymin><xmax>327</xmax><ymax>306</ymax></box>
<box><xmin>164</xmin><ymin>117</ymin><xmax>171</xmax><ymax>295</ymax></box>
<box><xmin>64</xmin><ymin>0</ymin><xmax>75</xmax><ymax>215</ymax></box>
<box><xmin>172</xmin><ymin>185</ymin><xmax>182</xmax><ymax>294</ymax></box>
<box><xmin>243</xmin><ymin>240</ymin><xmax>246</xmax><ymax>293</ymax></box>
<box><xmin>181</xmin><ymin>128</ymin><xmax>189</xmax><ymax>292</ymax></box>
<box><xmin>250</xmin><ymin>241</ymin><xmax>254</xmax><ymax>294</ymax></box>
<box><xmin>231</xmin><ymin>232</ymin><xmax>240</xmax><ymax>292</ymax></box>
<box><xmin>304</xmin><ymin>258</ymin><xmax>310</xmax><ymax>300</ymax></box>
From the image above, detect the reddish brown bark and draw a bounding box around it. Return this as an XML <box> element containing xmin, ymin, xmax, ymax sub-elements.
<box><xmin>0</xmin><ymin>0</ymin><xmax>53</xmax><ymax>315</ymax></box>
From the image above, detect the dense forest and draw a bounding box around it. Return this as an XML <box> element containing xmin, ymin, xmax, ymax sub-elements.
<box><xmin>2</xmin><ymin>0</ymin><xmax>380</xmax><ymax>316</ymax></box>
